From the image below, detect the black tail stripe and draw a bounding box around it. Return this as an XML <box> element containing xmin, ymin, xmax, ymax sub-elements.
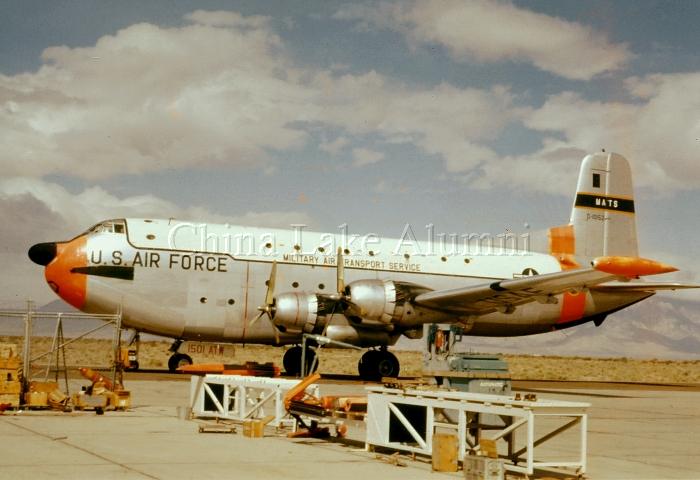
<box><xmin>575</xmin><ymin>193</ymin><xmax>635</xmax><ymax>213</ymax></box>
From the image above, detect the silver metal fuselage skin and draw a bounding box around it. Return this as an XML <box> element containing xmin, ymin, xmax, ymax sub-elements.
<box><xmin>71</xmin><ymin>218</ymin><xmax>647</xmax><ymax>347</ymax></box>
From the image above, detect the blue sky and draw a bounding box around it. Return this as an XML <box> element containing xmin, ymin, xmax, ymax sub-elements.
<box><xmin>1</xmin><ymin>0</ymin><xmax>699</xmax><ymax>307</ymax></box>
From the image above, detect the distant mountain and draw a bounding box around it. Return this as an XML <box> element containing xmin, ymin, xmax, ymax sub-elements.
<box><xmin>398</xmin><ymin>296</ymin><xmax>700</xmax><ymax>359</ymax></box>
<box><xmin>0</xmin><ymin>299</ymin><xmax>112</xmax><ymax>338</ymax></box>
<box><xmin>38</xmin><ymin>299</ymin><xmax>82</xmax><ymax>313</ymax></box>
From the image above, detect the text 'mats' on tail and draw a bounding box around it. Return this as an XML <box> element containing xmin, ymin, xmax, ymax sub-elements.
<box><xmin>570</xmin><ymin>152</ymin><xmax>638</xmax><ymax>262</ymax></box>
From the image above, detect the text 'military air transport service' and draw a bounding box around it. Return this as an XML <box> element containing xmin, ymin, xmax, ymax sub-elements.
<box><xmin>28</xmin><ymin>152</ymin><xmax>698</xmax><ymax>378</ymax></box>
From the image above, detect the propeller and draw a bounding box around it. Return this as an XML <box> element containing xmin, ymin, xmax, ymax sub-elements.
<box><xmin>321</xmin><ymin>247</ymin><xmax>348</xmax><ymax>337</ymax></box>
<box><xmin>336</xmin><ymin>246</ymin><xmax>345</xmax><ymax>297</ymax></box>
<box><xmin>250</xmin><ymin>261</ymin><xmax>280</xmax><ymax>344</ymax></box>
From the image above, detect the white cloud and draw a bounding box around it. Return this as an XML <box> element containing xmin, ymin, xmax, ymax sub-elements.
<box><xmin>0</xmin><ymin>12</ymin><xmax>521</xmax><ymax>184</ymax></box>
<box><xmin>319</xmin><ymin>136</ymin><xmax>349</xmax><ymax>155</ymax></box>
<box><xmin>0</xmin><ymin>177</ymin><xmax>313</xmax><ymax>231</ymax></box>
<box><xmin>3</xmin><ymin>9</ymin><xmax>694</xmax><ymax>198</ymax></box>
<box><xmin>516</xmin><ymin>73</ymin><xmax>700</xmax><ymax>193</ymax></box>
<box><xmin>470</xmin><ymin>140</ymin><xmax>587</xmax><ymax>195</ymax></box>
<box><xmin>335</xmin><ymin>0</ymin><xmax>631</xmax><ymax>80</ymax></box>
<box><xmin>0</xmin><ymin>14</ymin><xmax>310</xmax><ymax>179</ymax></box>
<box><xmin>351</xmin><ymin>147</ymin><xmax>384</xmax><ymax>167</ymax></box>
<box><xmin>459</xmin><ymin>72</ymin><xmax>700</xmax><ymax>195</ymax></box>
<box><xmin>312</xmin><ymin>74</ymin><xmax>520</xmax><ymax>172</ymax></box>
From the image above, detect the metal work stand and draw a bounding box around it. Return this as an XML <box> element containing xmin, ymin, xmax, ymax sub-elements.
<box><xmin>365</xmin><ymin>386</ymin><xmax>589</xmax><ymax>477</ymax></box>
<box><xmin>0</xmin><ymin>302</ymin><xmax>124</xmax><ymax>399</ymax></box>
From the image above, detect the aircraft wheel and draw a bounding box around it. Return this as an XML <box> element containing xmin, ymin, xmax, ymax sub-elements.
<box><xmin>168</xmin><ymin>353</ymin><xmax>192</xmax><ymax>372</ymax></box>
<box><xmin>358</xmin><ymin>350</ymin><xmax>400</xmax><ymax>380</ymax></box>
<box><xmin>358</xmin><ymin>350</ymin><xmax>379</xmax><ymax>379</ymax></box>
<box><xmin>283</xmin><ymin>346</ymin><xmax>317</xmax><ymax>376</ymax></box>
<box><xmin>283</xmin><ymin>346</ymin><xmax>302</xmax><ymax>375</ymax></box>
<box><xmin>376</xmin><ymin>350</ymin><xmax>400</xmax><ymax>378</ymax></box>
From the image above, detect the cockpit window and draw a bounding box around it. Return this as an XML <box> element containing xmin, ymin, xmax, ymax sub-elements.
<box><xmin>81</xmin><ymin>219</ymin><xmax>126</xmax><ymax>236</ymax></box>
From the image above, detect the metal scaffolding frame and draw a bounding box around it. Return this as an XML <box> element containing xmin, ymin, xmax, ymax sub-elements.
<box><xmin>189</xmin><ymin>374</ymin><xmax>320</xmax><ymax>428</ymax></box>
<box><xmin>0</xmin><ymin>302</ymin><xmax>123</xmax><ymax>397</ymax></box>
<box><xmin>365</xmin><ymin>386</ymin><xmax>589</xmax><ymax>476</ymax></box>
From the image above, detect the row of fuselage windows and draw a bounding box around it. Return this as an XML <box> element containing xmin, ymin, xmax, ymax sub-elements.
<box><xmin>94</xmin><ymin>223</ymin><xmax>471</xmax><ymax>265</ymax></box>
<box><xmin>198</xmin><ymin>282</ymin><xmax>326</xmax><ymax>306</ymax></box>
<box><xmin>92</xmin><ymin>222</ymin><xmax>473</xmax><ymax>267</ymax></box>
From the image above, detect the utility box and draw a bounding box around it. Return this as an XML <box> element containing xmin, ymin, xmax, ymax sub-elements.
<box><xmin>243</xmin><ymin>415</ymin><xmax>275</xmax><ymax>438</ymax></box>
<box><xmin>242</xmin><ymin>419</ymin><xmax>265</xmax><ymax>438</ymax></box>
<box><xmin>0</xmin><ymin>343</ymin><xmax>21</xmax><ymax>408</ymax></box>
<box><xmin>463</xmin><ymin>455</ymin><xmax>505</xmax><ymax>480</ymax></box>
<box><xmin>432</xmin><ymin>433</ymin><xmax>459</xmax><ymax>472</ymax></box>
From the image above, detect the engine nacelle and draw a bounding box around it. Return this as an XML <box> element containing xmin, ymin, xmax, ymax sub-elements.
<box><xmin>272</xmin><ymin>292</ymin><xmax>332</xmax><ymax>334</ymax></box>
<box><xmin>345</xmin><ymin>279</ymin><xmax>399</xmax><ymax>323</ymax></box>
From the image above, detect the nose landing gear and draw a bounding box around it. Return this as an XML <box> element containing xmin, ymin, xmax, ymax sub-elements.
<box><xmin>167</xmin><ymin>339</ymin><xmax>193</xmax><ymax>372</ymax></box>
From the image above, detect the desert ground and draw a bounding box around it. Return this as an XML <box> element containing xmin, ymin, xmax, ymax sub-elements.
<box><xmin>3</xmin><ymin>336</ymin><xmax>699</xmax><ymax>383</ymax></box>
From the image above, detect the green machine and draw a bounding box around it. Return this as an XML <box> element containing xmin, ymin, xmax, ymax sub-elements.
<box><xmin>422</xmin><ymin>324</ymin><xmax>511</xmax><ymax>395</ymax></box>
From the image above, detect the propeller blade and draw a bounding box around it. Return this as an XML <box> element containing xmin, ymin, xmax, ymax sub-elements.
<box><xmin>248</xmin><ymin>260</ymin><xmax>277</xmax><ymax>334</ymax></box>
<box><xmin>336</xmin><ymin>247</ymin><xmax>345</xmax><ymax>295</ymax></box>
<box><xmin>321</xmin><ymin>300</ymin><xmax>339</xmax><ymax>338</ymax></box>
<box><xmin>265</xmin><ymin>261</ymin><xmax>277</xmax><ymax>306</ymax></box>
<box><xmin>249</xmin><ymin>310</ymin><xmax>265</xmax><ymax>328</ymax></box>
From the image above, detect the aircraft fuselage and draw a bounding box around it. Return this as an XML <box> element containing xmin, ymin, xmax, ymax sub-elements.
<box><xmin>35</xmin><ymin>218</ymin><xmax>647</xmax><ymax>347</ymax></box>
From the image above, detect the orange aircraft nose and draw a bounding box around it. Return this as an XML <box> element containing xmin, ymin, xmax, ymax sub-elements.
<box><xmin>37</xmin><ymin>237</ymin><xmax>88</xmax><ymax>310</ymax></box>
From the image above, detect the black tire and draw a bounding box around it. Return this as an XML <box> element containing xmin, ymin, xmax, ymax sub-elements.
<box><xmin>376</xmin><ymin>351</ymin><xmax>400</xmax><ymax>378</ymax></box>
<box><xmin>358</xmin><ymin>350</ymin><xmax>400</xmax><ymax>380</ymax></box>
<box><xmin>283</xmin><ymin>346</ymin><xmax>302</xmax><ymax>375</ymax></box>
<box><xmin>125</xmin><ymin>361</ymin><xmax>139</xmax><ymax>372</ymax></box>
<box><xmin>283</xmin><ymin>346</ymin><xmax>317</xmax><ymax>376</ymax></box>
<box><xmin>358</xmin><ymin>350</ymin><xmax>380</xmax><ymax>380</ymax></box>
<box><xmin>168</xmin><ymin>353</ymin><xmax>193</xmax><ymax>372</ymax></box>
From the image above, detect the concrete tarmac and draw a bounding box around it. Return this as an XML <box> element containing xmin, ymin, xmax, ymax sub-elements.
<box><xmin>1</xmin><ymin>378</ymin><xmax>698</xmax><ymax>479</ymax></box>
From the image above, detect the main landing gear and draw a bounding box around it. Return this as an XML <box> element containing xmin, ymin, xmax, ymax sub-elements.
<box><xmin>358</xmin><ymin>347</ymin><xmax>400</xmax><ymax>380</ymax></box>
<box><xmin>167</xmin><ymin>339</ymin><xmax>193</xmax><ymax>372</ymax></box>
<box><xmin>283</xmin><ymin>345</ymin><xmax>318</xmax><ymax>376</ymax></box>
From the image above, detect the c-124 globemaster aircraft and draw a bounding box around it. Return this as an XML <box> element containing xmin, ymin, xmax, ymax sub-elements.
<box><xmin>28</xmin><ymin>153</ymin><xmax>697</xmax><ymax>377</ymax></box>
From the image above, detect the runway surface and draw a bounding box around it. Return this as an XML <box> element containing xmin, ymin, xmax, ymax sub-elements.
<box><xmin>1</xmin><ymin>374</ymin><xmax>698</xmax><ymax>479</ymax></box>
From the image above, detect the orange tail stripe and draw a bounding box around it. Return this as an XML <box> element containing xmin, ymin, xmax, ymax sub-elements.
<box><xmin>548</xmin><ymin>224</ymin><xmax>580</xmax><ymax>270</ymax></box>
<box><xmin>558</xmin><ymin>290</ymin><xmax>587</xmax><ymax>323</ymax></box>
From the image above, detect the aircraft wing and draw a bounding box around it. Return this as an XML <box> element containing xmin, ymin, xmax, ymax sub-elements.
<box><xmin>413</xmin><ymin>256</ymin><xmax>681</xmax><ymax>315</ymax></box>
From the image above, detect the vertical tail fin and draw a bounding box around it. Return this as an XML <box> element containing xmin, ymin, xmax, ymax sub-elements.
<box><xmin>570</xmin><ymin>152</ymin><xmax>638</xmax><ymax>261</ymax></box>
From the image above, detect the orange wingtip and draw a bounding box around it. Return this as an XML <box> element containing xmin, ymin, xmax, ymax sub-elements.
<box><xmin>592</xmin><ymin>256</ymin><xmax>678</xmax><ymax>277</ymax></box>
